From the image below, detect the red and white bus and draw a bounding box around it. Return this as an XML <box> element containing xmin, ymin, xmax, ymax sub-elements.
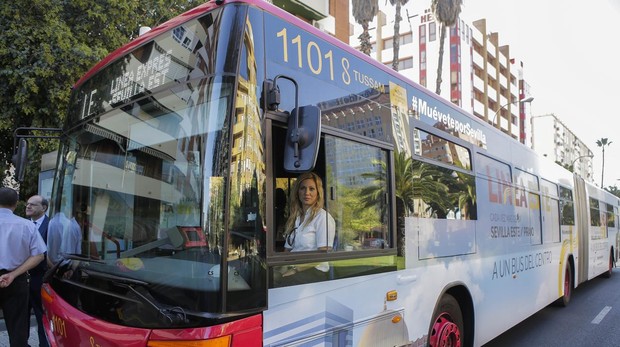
<box><xmin>37</xmin><ymin>0</ymin><xmax>617</xmax><ymax>346</ymax></box>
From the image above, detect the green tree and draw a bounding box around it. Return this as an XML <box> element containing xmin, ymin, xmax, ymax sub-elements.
<box><xmin>444</xmin><ymin>170</ymin><xmax>476</xmax><ymax>219</ymax></box>
<box><xmin>431</xmin><ymin>0</ymin><xmax>462</xmax><ymax>95</ymax></box>
<box><xmin>596</xmin><ymin>138</ymin><xmax>612</xmax><ymax>187</ymax></box>
<box><xmin>338</xmin><ymin>187</ymin><xmax>382</xmax><ymax>247</ymax></box>
<box><xmin>352</xmin><ymin>0</ymin><xmax>379</xmax><ymax>55</ymax></box>
<box><xmin>388</xmin><ymin>0</ymin><xmax>410</xmax><ymax>71</ymax></box>
<box><xmin>606</xmin><ymin>185</ymin><xmax>620</xmax><ymax>199</ymax></box>
<box><xmin>0</xmin><ymin>0</ymin><xmax>205</xmax><ymax>198</ymax></box>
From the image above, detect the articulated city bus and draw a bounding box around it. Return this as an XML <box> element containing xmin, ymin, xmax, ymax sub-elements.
<box><xmin>35</xmin><ymin>0</ymin><xmax>617</xmax><ymax>346</ymax></box>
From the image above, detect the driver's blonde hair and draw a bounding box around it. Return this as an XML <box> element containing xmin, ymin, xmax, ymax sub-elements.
<box><xmin>285</xmin><ymin>172</ymin><xmax>324</xmax><ymax>232</ymax></box>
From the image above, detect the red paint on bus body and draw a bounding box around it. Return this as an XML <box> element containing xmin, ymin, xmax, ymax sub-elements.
<box><xmin>42</xmin><ymin>283</ymin><xmax>262</xmax><ymax>346</ymax></box>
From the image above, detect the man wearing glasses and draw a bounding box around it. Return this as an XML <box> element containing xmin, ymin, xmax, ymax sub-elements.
<box><xmin>25</xmin><ymin>195</ymin><xmax>50</xmax><ymax>347</ymax></box>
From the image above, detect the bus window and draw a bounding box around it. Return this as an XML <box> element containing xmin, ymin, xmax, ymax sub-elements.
<box><xmin>410</xmin><ymin>129</ymin><xmax>476</xmax><ymax>220</ymax></box>
<box><xmin>323</xmin><ymin>135</ymin><xmax>390</xmax><ymax>252</ymax></box>
<box><xmin>600</xmin><ymin>202</ymin><xmax>609</xmax><ymax>239</ymax></box>
<box><xmin>514</xmin><ymin>168</ymin><xmax>542</xmax><ymax>245</ymax></box>
<box><xmin>607</xmin><ymin>203</ymin><xmax>615</xmax><ymax>228</ymax></box>
<box><xmin>541</xmin><ymin>179</ymin><xmax>560</xmax><ymax>243</ymax></box>
<box><xmin>514</xmin><ymin>168</ymin><xmax>539</xmax><ymax>191</ymax></box>
<box><xmin>590</xmin><ymin>198</ymin><xmax>601</xmax><ymax>227</ymax></box>
<box><xmin>269</xmin><ymin>123</ymin><xmax>397</xmax><ymax>286</ymax></box>
<box><xmin>559</xmin><ymin>186</ymin><xmax>575</xmax><ymax>225</ymax></box>
<box><xmin>476</xmin><ymin>153</ymin><xmax>511</xmax><ymax>182</ymax></box>
<box><xmin>413</xmin><ymin>129</ymin><xmax>471</xmax><ymax>170</ymax></box>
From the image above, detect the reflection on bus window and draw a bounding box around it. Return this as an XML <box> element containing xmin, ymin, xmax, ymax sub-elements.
<box><xmin>607</xmin><ymin>204</ymin><xmax>615</xmax><ymax>228</ymax></box>
<box><xmin>590</xmin><ymin>198</ymin><xmax>601</xmax><ymax>227</ymax></box>
<box><xmin>477</xmin><ymin>154</ymin><xmax>511</xmax><ymax>181</ymax></box>
<box><xmin>49</xmin><ymin>74</ymin><xmax>268</xmax><ymax>317</ymax></box>
<box><xmin>324</xmin><ymin>136</ymin><xmax>390</xmax><ymax>252</ymax></box>
<box><xmin>541</xmin><ymin>179</ymin><xmax>560</xmax><ymax>243</ymax></box>
<box><xmin>514</xmin><ymin>168</ymin><xmax>540</xmax><ymax>191</ymax></box>
<box><xmin>413</xmin><ymin>128</ymin><xmax>471</xmax><ymax>170</ymax></box>
<box><xmin>411</xmin><ymin>158</ymin><xmax>477</xmax><ymax>220</ymax></box>
<box><xmin>559</xmin><ymin>186</ymin><xmax>575</xmax><ymax>225</ymax></box>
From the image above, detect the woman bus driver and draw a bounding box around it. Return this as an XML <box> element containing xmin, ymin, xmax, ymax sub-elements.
<box><xmin>281</xmin><ymin>172</ymin><xmax>335</xmax><ymax>279</ymax></box>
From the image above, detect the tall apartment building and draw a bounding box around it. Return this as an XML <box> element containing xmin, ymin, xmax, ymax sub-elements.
<box><xmin>271</xmin><ymin>0</ymin><xmax>349</xmax><ymax>42</ymax></box>
<box><xmin>531</xmin><ymin>114</ymin><xmax>594</xmax><ymax>181</ymax></box>
<box><xmin>349</xmin><ymin>3</ymin><xmax>533</xmax><ymax>144</ymax></box>
<box><xmin>273</xmin><ymin>1</ymin><xmax>594</xmax><ymax>183</ymax></box>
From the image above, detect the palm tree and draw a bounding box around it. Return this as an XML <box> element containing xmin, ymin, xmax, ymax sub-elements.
<box><xmin>360</xmin><ymin>150</ymin><xmax>453</xmax><ymax>255</ymax></box>
<box><xmin>444</xmin><ymin>170</ymin><xmax>476</xmax><ymax>219</ymax></box>
<box><xmin>352</xmin><ymin>0</ymin><xmax>379</xmax><ymax>55</ymax></box>
<box><xmin>388</xmin><ymin>0</ymin><xmax>410</xmax><ymax>71</ymax></box>
<box><xmin>596</xmin><ymin>138</ymin><xmax>612</xmax><ymax>187</ymax></box>
<box><xmin>431</xmin><ymin>0</ymin><xmax>462</xmax><ymax>95</ymax></box>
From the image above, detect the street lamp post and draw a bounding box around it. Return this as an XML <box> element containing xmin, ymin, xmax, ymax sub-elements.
<box><xmin>491</xmin><ymin>96</ymin><xmax>534</xmax><ymax>126</ymax></box>
<box><xmin>570</xmin><ymin>154</ymin><xmax>593</xmax><ymax>179</ymax></box>
<box><xmin>571</xmin><ymin>154</ymin><xmax>593</xmax><ymax>169</ymax></box>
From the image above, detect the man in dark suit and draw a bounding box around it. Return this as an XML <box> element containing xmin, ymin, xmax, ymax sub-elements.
<box><xmin>25</xmin><ymin>195</ymin><xmax>50</xmax><ymax>347</ymax></box>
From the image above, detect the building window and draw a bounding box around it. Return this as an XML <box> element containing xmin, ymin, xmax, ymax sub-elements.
<box><xmin>419</xmin><ymin>24</ymin><xmax>426</xmax><ymax>44</ymax></box>
<box><xmin>429</xmin><ymin>22</ymin><xmax>436</xmax><ymax>42</ymax></box>
<box><xmin>450</xmin><ymin>71</ymin><xmax>460</xmax><ymax>89</ymax></box>
<box><xmin>401</xmin><ymin>32</ymin><xmax>413</xmax><ymax>45</ymax></box>
<box><xmin>384</xmin><ymin>33</ymin><xmax>413</xmax><ymax>50</ymax></box>
<box><xmin>394</xmin><ymin>58</ymin><xmax>413</xmax><ymax>70</ymax></box>
<box><xmin>384</xmin><ymin>37</ymin><xmax>393</xmax><ymax>49</ymax></box>
<box><xmin>450</xmin><ymin>44</ymin><xmax>458</xmax><ymax>63</ymax></box>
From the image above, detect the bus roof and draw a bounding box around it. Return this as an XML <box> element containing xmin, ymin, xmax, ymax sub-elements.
<box><xmin>73</xmin><ymin>0</ymin><xmax>495</xmax><ymax>140</ymax></box>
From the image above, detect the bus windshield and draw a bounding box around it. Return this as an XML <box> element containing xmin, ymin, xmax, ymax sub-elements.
<box><xmin>47</xmin><ymin>4</ymin><xmax>266</xmax><ymax>328</ymax></box>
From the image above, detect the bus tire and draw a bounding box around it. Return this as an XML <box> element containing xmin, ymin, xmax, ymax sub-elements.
<box><xmin>429</xmin><ymin>294</ymin><xmax>464</xmax><ymax>347</ymax></box>
<box><xmin>602</xmin><ymin>251</ymin><xmax>613</xmax><ymax>278</ymax></box>
<box><xmin>558</xmin><ymin>265</ymin><xmax>572</xmax><ymax>307</ymax></box>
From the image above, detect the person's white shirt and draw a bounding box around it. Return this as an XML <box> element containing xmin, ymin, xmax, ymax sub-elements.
<box><xmin>285</xmin><ymin>209</ymin><xmax>335</xmax><ymax>252</ymax></box>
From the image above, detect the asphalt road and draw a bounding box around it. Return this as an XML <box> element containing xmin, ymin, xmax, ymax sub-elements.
<box><xmin>484</xmin><ymin>268</ymin><xmax>620</xmax><ymax>347</ymax></box>
<box><xmin>0</xmin><ymin>315</ymin><xmax>40</xmax><ymax>347</ymax></box>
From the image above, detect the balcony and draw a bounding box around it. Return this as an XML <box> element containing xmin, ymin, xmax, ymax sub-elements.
<box><xmin>474</xmin><ymin>98</ymin><xmax>485</xmax><ymax>117</ymax></box>
<box><xmin>273</xmin><ymin>0</ymin><xmax>329</xmax><ymax>21</ymax></box>
<box><xmin>473</xmin><ymin>51</ymin><xmax>484</xmax><ymax>68</ymax></box>
<box><xmin>473</xmin><ymin>75</ymin><xmax>485</xmax><ymax>92</ymax></box>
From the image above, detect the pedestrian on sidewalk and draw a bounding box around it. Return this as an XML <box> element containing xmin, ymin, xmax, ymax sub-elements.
<box><xmin>25</xmin><ymin>195</ymin><xmax>50</xmax><ymax>347</ymax></box>
<box><xmin>0</xmin><ymin>187</ymin><xmax>46</xmax><ymax>347</ymax></box>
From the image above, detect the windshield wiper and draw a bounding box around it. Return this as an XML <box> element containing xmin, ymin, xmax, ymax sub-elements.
<box><xmin>43</xmin><ymin>254</ymin><xmax>105</xmax><ymax>283</ymax></box>
<box><xmin>79</xmin><ymin>268</ymin><xmax>188</xmax><ymax>325</ymax></box>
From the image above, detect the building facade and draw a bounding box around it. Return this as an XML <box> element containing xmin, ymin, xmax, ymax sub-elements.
<box><xmin>272</xmin><ymin>0</ymin><xmax>349</xmax><ymax>42</ymax></box>
<box><xmin>347</xmin><ymin>2</ymin><xmax>595</xmax><ymax>182</ymax></box>
<box><xmin>348</xmin><ymin>3</ymin><xmax>533</xmax><ymax>144</ymax></box>
<box><xmin>273</xmin><ymin>1</ymin><xmax>595</xmax><ymax>183</ymax></box>
<box><xmin>531</xmin><ymin>114</ymin><xmax>594</xmax><ymax>181</ymax></box>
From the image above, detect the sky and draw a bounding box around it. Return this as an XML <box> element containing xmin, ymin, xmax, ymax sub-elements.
<box><xmin>461</xmin><ymin>0</ymin><xmax>620</xmax><ymax>188</ymax></box>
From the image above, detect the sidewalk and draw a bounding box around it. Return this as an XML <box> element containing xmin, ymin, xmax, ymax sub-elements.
<box><xmin>0</xmin><ymin>316</ymin><xmax>41</xmax><ymax>347</ymax></box>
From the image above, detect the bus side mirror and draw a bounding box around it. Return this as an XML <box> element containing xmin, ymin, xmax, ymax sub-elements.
<box><xmin>284</xmin><ymin>105</ymin><xmax>321</xmax><ymax>173</ymax></box>
<box><xmin>11</xmin><ymin>138</ymin><xmax>28</xmax><ymax>182</ymax></box>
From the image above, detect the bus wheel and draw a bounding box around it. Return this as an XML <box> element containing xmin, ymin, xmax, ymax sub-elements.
<box><xmin>429</xmin><ymin>294</ymin><xmax>463</xmax><ymax>347</ymax></box>
<box><xmin>603</xmin><ymin>251</ymin><xmax>613</xmax><ymax>278</ymax></box>
<box><xmin>559</xmin><ymin>265</ymin><xmax>572</xmax><ymax>307</ymax></box>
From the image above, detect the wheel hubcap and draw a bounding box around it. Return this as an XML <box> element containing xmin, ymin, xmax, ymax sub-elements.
<box><xmin>430</xmin><ymin>314</ymin><xmax>461</xmax><ymax>347</ymax></box>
